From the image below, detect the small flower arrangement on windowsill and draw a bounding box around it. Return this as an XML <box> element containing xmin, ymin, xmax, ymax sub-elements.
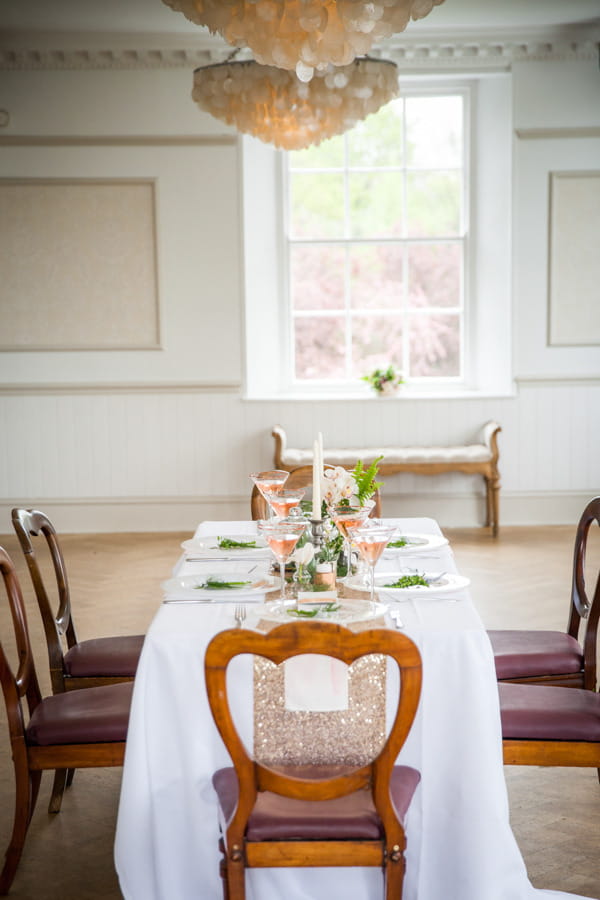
<box><xmin>362</xmin><ymin>365</ymin><xmax>404</xmax><ymax>397</ymax></box>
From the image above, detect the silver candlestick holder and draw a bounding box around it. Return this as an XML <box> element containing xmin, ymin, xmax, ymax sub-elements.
<box><xmin>308</xmin><ymin>518</ymin><xmax>325</xmax><ymax>554</ymax></box>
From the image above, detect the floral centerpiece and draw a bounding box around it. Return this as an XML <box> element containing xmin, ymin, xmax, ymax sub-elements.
<box><xmin>362</xmin><ymin>364</ymin><xmax>404</xmax><ymax>396</ymax></box>
<box><xmin>290</xmin><ymin>456</ymin><xmax>383</xmax><ymax>587</ymax></box>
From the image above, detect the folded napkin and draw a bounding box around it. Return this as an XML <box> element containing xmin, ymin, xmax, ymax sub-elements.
<box><xmin>284</xmin><ymin>655</ymin><xmax>349</xmax><ymax>712</ymax></box>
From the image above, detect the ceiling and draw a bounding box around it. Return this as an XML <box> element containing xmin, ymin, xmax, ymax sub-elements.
<box><xmin>1</xmin><ymin>0</ymin><xmax>599</xmax><ymax>36</ymax></box>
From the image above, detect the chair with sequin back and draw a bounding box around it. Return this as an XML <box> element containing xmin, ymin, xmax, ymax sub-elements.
<box><xmin>204</xmin><ymin>620</ymin><xmax>422</xmax><ymax>900</ymax></box>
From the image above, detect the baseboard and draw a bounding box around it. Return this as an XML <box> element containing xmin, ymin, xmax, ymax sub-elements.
<box><xmin>0</xmin><ymin>491</ymin><xmax>594</xmax><ymax>534</ymax></box>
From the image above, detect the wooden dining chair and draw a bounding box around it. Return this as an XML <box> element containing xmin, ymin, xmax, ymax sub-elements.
<box><xmin>488</xmin><ymin>496</ymin><xmax>600</xmax><ymax>690</ymax></box>
<box><xmin>500</xmin><ymin>681</ymin><xmax>600</xmax><ymax>770</ymax></box>
<box><xmin>11</xmin><ymin>508</ymin><xmax>143</xmax><ymax>812</ymax></box>
<box><xmin>0</xmin><ymin>546</ymin><xmax>132</xmax><ymax>895</ymax></box>
<box><xmin>250</xmin><ymin>465</ymin><xmax>382</xmax><ymax>519</ymax></box>
<box><xmin>205</xmin><ymin>621</ymin><xmax>422</xmax><ymax>900</ymax></box>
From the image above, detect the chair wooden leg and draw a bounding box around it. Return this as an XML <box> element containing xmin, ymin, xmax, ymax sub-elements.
<box><xmin>384</xmin><ymin>851</ymin><xmax>406</xmax><ymax>900</ymax></box>
<box><xmin>29</xmin><ymin>772</ymin><xmax>42</xmax><ymax>825</ymax></box>
<box><xmin>0</xmin><ymin>763</ymin><xmax>36</xmax><ymax>895</ymax></box>
<box><xmin>66</xmin><ymin>768</ymin><xmax>75</xmax><ymax>787</ymax></box>
<box><xmin>218</xmin><ymin>838</ymin><xmax>230</xmax><ymax>900</ymax></box>
<box><xmin>48</xmin><ymin>769</ymin><xmax>69</xmax><ymax>814</ymax></box>
<box><xmin>225</xmin><ymin>860</ymin><xmax>246</xmax><ymax>900</ymax></box>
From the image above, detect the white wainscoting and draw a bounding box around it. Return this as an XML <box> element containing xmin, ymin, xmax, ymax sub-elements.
<box><xmin>0</xmin><ymin>380</ymin><xmax>598</xmax><ymax>533</ymax></box>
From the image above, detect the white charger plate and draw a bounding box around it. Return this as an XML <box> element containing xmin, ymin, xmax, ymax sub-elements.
<box><xmin>162</xmin><ymin>572</ymin><xmax>280</xmax><ymax>601</ymax></box>
<box><xmin>347</xmin><ymin>571</ymin><xmax>470</xmax><ymax>597</ymax></box>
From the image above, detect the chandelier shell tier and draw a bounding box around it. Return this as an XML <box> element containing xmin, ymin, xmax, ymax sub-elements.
<box><xmin>192</xmin><ymin>57</ymin><xmax>399</xmax><ymax>151</ymax></box>
<box><xmin>164</xmin><ymin>0</ymin><xmax>444</xmax><ymax>81</ymax></box>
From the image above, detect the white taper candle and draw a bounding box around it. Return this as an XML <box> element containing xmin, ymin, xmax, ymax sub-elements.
<box><xmin>312</xmin><ymin>439</ymin><xmax>322</xmax><ymax>519</ymax></box>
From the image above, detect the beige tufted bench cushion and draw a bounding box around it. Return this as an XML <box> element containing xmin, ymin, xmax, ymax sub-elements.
<box><xmin>272</xmin><ymin>421</ymin><xmax>502</xmax><ymax>536</ymax></box>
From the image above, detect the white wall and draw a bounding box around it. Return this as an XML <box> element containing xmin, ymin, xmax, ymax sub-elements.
<box><xmin>0</xmin><ymin>55</ymin><xmax>599</xmax><ymax>533</ymax></box>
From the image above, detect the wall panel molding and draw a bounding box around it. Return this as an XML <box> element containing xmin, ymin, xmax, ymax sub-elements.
<box><xmin>0</xmin><ymin>382</ymin><xmax>241</xmax><ymax>395</ymax></box>
<box><xmin>0</xmin><ymin>135</ymin><xmax>237</xmax><ymax>147</ymax></box>
<box><xmin>0</xmin><ymin>178</ymin><xmax>161</xmax><ymax>351</ymax></box>
<box><xmin>515</xmin><ymin>376</ymin><xmax>600</xmax><ymax>387</ymax></box>
<box><xmin>516</xmin><ymin>127</ymin><xmax>600</xmax><ymax>141</ymax></box>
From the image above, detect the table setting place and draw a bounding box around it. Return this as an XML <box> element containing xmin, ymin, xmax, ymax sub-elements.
<box><xmin>162</xmin><ymin>516</ymin><xmax>471</xmax><ymax>643</ymax></box>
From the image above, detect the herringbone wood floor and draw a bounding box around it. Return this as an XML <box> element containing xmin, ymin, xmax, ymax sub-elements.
<box><xmin>0</xmin><ymin>525</ymin><xmax>598</xmax><ymax>899</ymax></box>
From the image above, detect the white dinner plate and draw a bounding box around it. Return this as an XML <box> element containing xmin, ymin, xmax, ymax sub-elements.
<box><xmin>382</xmin><ymin>532</ymin><xmax>449</xmax><ymax>556</ymax></box>
<box><xmin>181</xmin><ymin>534</ymin><xmax>270</xmax><ymax>558</ymax></box>
<box><xmin>346</xmin><ymin>571</ymin><xmax>470</xmax><ymax>597</ymax></box>
<box><xmin>161</xmin><ymin>572</ymin><xmax>280</xmax><ymax>601</ymax></box>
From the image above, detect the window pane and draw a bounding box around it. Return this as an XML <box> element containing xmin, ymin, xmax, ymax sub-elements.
<box><xmin>406</xmin><ymin>95</ymin><xmax>462</xmax><ymax>167</ymax></box>
<box><xmin>407</xmin><ymin>243</ymin><xmax>461</xmax><ymax>309</ymax></box>
<box><xmin>351</xmin><ymin>314</ymin><xmax>403</xmax><ymax>377</ymax></box>
<box><xmin>349</xmin><ymin>172</ymin><xmax>403</xmax><ymax>238</ymax></box>
<box><xmin>408</xmin><ymin>312</ymin><xmax>460</xmax><ymax>376</ymax></box>
<box><xmin>291</xmin><ymin>245</ymin><xmax>345</xmax><ymax>311</ymax></box>
<box><xmin>349</xmin><ymin>244</ymin><xmax>404</xmax><ymax>310</ymax></box>
<box><xmin>294</xmin><ymin>316</ymin><xmax>346</xmax><ymax>379</ymax></box>
<box><xmin>406</xmin><ymin>171</ymin><xmax>461</xmax><ymax>237</ymax></box>
<box><xmin>289</xmin><ymin>135</ymin><xmax>345</xmax><ymax>169</ymax></box>
<box><xmin>290</xmin><ymin>172</ymin><xmax>345</xmax><ymax>239</ymax></box>
<box><xmin>348</xmin><ymin>101</ymin><xmax>403</xmax><ymax>167</ymax></box>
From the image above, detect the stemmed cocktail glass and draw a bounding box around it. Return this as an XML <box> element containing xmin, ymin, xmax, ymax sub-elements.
<box><xmin>267</xmin><ymin>488</ymin><xmax>305</xmax><ymax>519</ymax></box>
<box><xmin>348</xmin><ymin>521</ymin><xmax>397</xmax><ymax>609</ymax></box>
<box><xmin>258</xmin><ymin>518</ymin><xmax>307</xmax><ymax>601</ymax></box>
<box><xmin>328</xmin><ymin>500</ymin><xmax>374</xmax><ymax>580</ymax></box>
<box><xmin>250</xmin><ymin>470</ymin><xmax>289</xmax><ymax>518</ymax></box>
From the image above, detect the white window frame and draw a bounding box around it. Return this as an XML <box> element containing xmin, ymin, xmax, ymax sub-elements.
<box><xmin>242</xmin><ymin>73</ymin><xmax>513</xmax><ymax>400</ymax></box>
<box><xmin>283</xmin><ymin>82</ymin><xmax>470</xmax><ymax>392</ymax></box>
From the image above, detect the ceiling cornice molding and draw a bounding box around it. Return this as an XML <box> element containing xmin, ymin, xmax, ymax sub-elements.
<box><xmin>0</xmin><ymin>24</ymin><xmax>598</xmax><ymax>72</ymax></box>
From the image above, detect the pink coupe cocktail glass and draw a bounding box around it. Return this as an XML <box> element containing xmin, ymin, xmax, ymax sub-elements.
<box><xmin>250</xmin><ymin>470</ymin><xmax>289</xmax><ymax>518</ymax></box>
<box><xmin>258</xmin><ymin>518</ymin><xmax>307</xmax><ymax>600</ymax></box>
<box><xmin>328</xmin><ymin>499</ymin><xmax>374</xmax><ymax>580</ymax></box>
<box><xmin>268</xmin><ymin>488</ymin><xmax>305</xmax><ymax>519</ymax></box>
<box><xmin>348</xmin><ymin>521</ymin><xmax>397</xmax><ymax>608</ymax></box>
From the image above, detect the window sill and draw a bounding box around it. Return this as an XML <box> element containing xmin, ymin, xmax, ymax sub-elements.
<box><xmin>243</xmin><ymin>386</ymin><xmax>517</xmax><ymax>402</ymax></box>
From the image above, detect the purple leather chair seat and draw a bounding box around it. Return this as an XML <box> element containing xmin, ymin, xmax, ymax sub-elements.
<box><xmin>26</xmin><ymin>681</ymin><xmax>133</xmax><ymax>746</ymax></box>
<box><xmin>64</xmin><ymin>635</ymin><xmax>144</xmax><ymax>677</ymax></box>
<box><xmin>488</xmin><ymin>630</ymin><xmax>583</xmax><ymax>679</ymax></box>
<box><xmin>213</xmin><ymin>765</ymin><xmax>420</xmax><ymax>842</ymax></box>
<box><xmin>499</xmin><ymin>683</ymin><xmax>600</xmax><ymax>741</ymax></box>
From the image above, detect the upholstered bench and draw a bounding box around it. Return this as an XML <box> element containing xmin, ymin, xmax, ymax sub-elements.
<box><xmin>272</xmin><ymin>421</ymin><xmax>502</xmax><ymax>536</ymax></box>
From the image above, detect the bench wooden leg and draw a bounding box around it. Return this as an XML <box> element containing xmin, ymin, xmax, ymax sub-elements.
<box><xmin>484</xmin><ymin>476</ymin><xmax>501</xmax><ymax>537</ymax></box>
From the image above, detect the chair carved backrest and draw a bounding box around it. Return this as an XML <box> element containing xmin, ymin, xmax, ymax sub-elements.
<box><xmin>567</xmin><ymin>496</ymin><xmax>600</xmax><ymax>690</ymax></box>
<box><xmin>251</xmin><ymin>465</ymin><xmax>382</xmax><ymax>520</ymax></box>
<box><xmin>0</xmin><ymin>547</ymin><xmax>43</xmax><ymax>746</ymax></box>
<box><xmin>11</xmin><ymin>508</ymin><xmax>76</xmax><ymax>694</ymax></box>
<box><xmin>205</xmin><ymin>621</ymin><xmax>421</xmax><ymax>857</ymax></box>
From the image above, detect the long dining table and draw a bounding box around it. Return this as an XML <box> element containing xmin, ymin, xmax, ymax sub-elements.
<box><xmin>114</xmin><ymin>518</ymin><xmax>594</xmax><ymax>900</ymax></box>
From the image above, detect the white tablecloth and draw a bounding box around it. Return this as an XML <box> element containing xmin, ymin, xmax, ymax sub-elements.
<box><xmin>115</xmin><ymin>518</ymin><xmax>593</xmax><ymax>900</ymax></box>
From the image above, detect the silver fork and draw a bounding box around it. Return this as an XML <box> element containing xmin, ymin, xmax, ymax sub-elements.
<box><xmin>234</xmin><ymin>604</ymin><xmax>247</xmax><ymax>628</ymax></box>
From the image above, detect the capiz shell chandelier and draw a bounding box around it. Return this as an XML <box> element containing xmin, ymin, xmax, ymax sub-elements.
<box><xmin>192</xmin><ymin>57</ymin><xmax>399</xmax><ymax>150</ymax></box>
<box><xmin>164</xmin><ymin>0</ymin><xmax>445</xmax><ymax>81</ymax></box>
